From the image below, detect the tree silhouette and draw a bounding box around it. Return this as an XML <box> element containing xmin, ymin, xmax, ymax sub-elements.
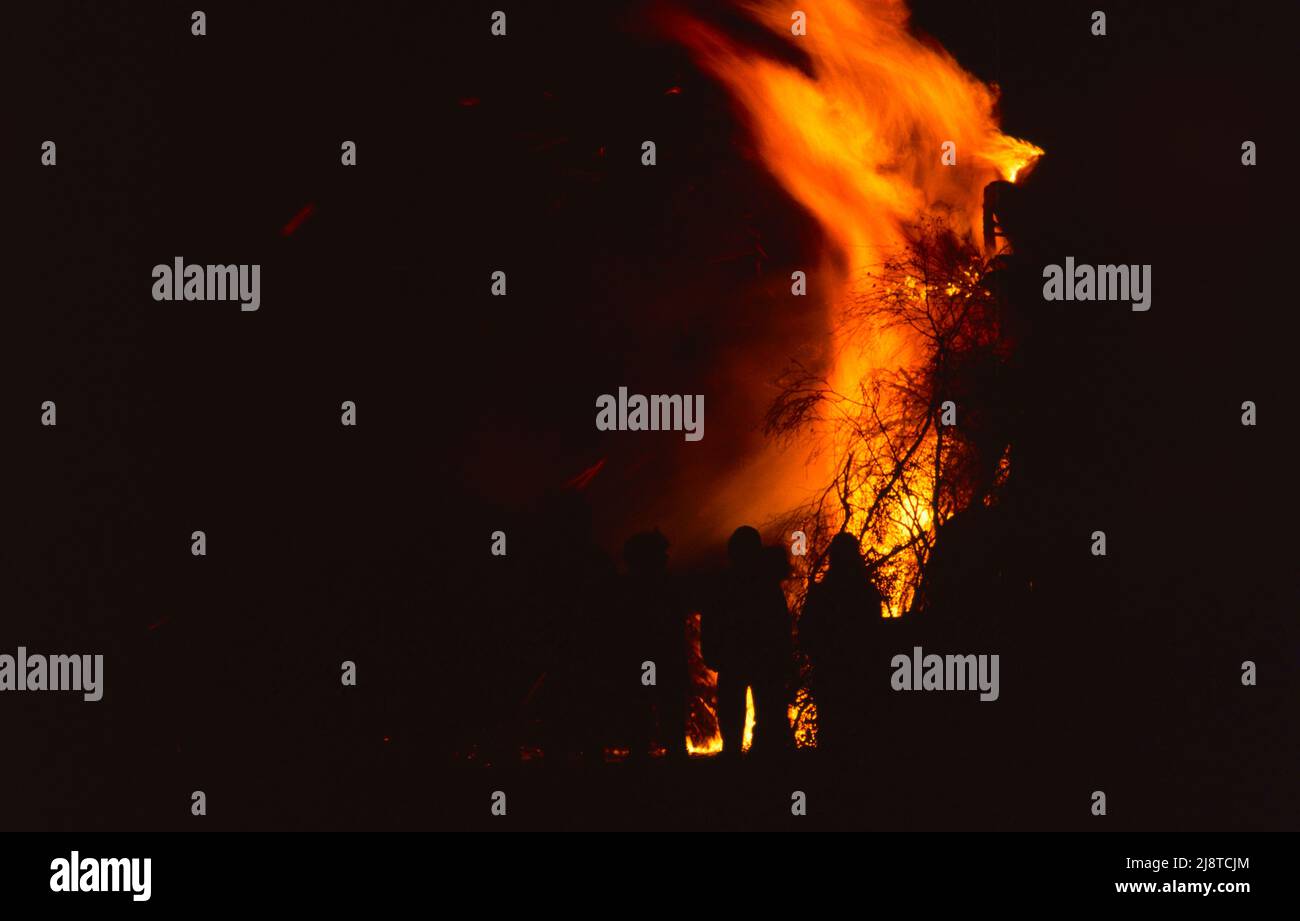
<box><xmin>769</xmin><ymin>214</ymin><xmax>1016</xmax><ymax>625</ymax></box>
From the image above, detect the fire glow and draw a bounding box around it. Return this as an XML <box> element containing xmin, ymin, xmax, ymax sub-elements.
<box><xmin>671</xmin><ymin>0</ymin><xmax>1041</xmax><ymax>753</ymax></box>
<box><xmin>672</xmin><ymin>0</ymin><xmax>1040</xmax><ymax>610</ymax></box>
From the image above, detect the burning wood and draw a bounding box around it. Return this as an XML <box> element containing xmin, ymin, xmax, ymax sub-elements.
<box><xmin>668</xmin><ymin>0</ymin><xmax>1043</xmax><ymax>618</ymax></box>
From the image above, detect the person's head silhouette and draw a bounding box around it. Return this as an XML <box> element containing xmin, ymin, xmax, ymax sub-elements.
<box><xmin>727</xmin><ymin>525</ymin><xmax>763</xmax><ymax>569</ymax></box>
<box><xmin>827</xmin><ymin>532</ymin><xmax>865</xmax><ymax>573</ymax></box>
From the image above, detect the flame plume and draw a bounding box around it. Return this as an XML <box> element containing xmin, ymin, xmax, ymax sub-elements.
<box><xmin>670</xmin><ymin>0</ymin><xmax>1040</xmax><ymax>608</ymax></box>
<box><xmin>669</xmin><ymin>0</ymin><xmax>1041</xmax><ymax>752</ymax></box>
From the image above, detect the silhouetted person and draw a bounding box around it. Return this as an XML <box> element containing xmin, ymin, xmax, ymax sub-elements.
<box><xmin>619</xmin><ymin>529</ymin><xmax>689</xmax><ymax>760</ymax></box>
<box><xmin>915</xmin><ymin>504</ymin><xmax>1006</xmax><ymax>648</ymax></box>
<box><xmin>800</xmin><ymin>532</ymin><xmax>884</xmax><ymax>757</ymax></box>
<box><xmin>702</xmin><ymin>526</ymin><xmax>793</xmax><ymax>759</ymax></box>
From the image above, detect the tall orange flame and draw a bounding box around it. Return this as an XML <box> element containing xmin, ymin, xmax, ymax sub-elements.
<box><xmin>671</xmin><ymin>0</ymin><xmax>1042</xmax><ymax>617</ymax></box>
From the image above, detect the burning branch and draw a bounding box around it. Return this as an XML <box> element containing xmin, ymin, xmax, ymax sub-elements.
<box><xmin>773</xmin><ymin>216</ymin><xmax>1012</xmax><ymax>617</ymax></box>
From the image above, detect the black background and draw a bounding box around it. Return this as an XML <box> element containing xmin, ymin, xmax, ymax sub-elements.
<box><xmin>4</xmin><ymin>0</ymin><xmax>1297</xmax><ymax>831</ymax></box>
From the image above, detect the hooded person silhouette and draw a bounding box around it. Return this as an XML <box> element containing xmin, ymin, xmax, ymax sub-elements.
<box><xmin>800</xmin><ymin>532</ymin><xmax>885</xmax><ymax>758</ymax></box>
<box><xmin>701</xmin><ymin>526</ymin><xmax>793</xmax><ymax>758</ymax></box>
